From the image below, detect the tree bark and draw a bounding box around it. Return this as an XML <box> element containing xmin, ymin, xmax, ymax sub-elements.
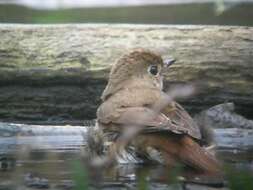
<box><xmin>0</xmin><ymin>24</ymin><xmax>252</xmax><ymax>124</ymax></box>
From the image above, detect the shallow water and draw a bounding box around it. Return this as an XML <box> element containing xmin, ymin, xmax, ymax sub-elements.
<box><xmin>0</xmin><ymin>134</ymin><xmax>252</xmax><ymax>190</ymax></box>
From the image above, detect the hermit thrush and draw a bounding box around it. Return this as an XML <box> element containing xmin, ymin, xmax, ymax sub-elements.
<box><xmin>96</xmin><ymin>49</ymin><xmax>220</xmax><ymax>174</ymax></box>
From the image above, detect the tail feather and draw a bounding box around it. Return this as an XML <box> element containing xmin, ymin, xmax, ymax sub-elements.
<box><xmin>137</xmin><ymin>134</ymin><xmax>220</xmax><ymax>174</ymax></box>
<box><xmin>178</xmin><ymin>136</ymin><xmax>220</xmax><ymax>174</ymax></box>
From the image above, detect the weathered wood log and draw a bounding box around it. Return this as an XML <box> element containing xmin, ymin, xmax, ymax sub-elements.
<box><xmin>0</xmin><ymin>24</ymin><xmax>253</xmax><ymax>124</ymax></box>
<box><xmin>0</xmin><ymin>122</ymin><xmax>252</xmax><ymax>154</ymax></box>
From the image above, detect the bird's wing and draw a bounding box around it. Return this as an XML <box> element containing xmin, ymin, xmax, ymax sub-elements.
<box><xmin>160</xmin><ymin>101</ymin><xmax>201</xmax><ymax>139</ymax></box>
<box><xmin>98</xmin><ymin>106</ymin><xmax>168</xmax><ymax>128</ymax></box>
<box><xmin>97</xmin><ymin>104</ymin><xmax>196</xmax><ymax>136</ymax></box>
<box><xmin>97</xmin><ymin>91</ymin><xmax>201</xmax><ymax>139</ymax></box>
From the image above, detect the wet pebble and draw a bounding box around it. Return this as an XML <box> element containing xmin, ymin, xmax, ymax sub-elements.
<box><xmin>24</xmin><ymin>173</ymin><xmax>49</xmax><ymax>189</ymax></box>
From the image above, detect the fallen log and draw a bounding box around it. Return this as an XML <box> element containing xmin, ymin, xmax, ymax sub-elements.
<box><xmin>0</xmin><ymin>123</ymin><xmax>252</xmax><ymax>155</ymax></box>
<box><xmin>1</xmin><ymin>103</ymin><xmax>253</xmax><ymax>155</ymax></box>
<box><xmin>0</xmin><ymin>24</ymin><xmax>253</xmax><ymax>124</ymax></box>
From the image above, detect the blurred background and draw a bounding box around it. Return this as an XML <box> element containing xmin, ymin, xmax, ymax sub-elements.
<box><xmin>0</xmin><ymin>0</ymin><xmax>253</xmax><ymax>25</ymax></box>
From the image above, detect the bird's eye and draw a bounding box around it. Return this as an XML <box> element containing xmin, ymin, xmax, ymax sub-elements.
<box><xmin>148</xmin><ymin>65</ymin><xmax>159</xmax><ymax>76</ymax></box>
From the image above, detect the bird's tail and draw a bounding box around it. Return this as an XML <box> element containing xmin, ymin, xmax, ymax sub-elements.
<box><xmin>138</xmin><ymin>134</ymin><xmax>221</xmax><ymax>174</ymax></box>
<box><xmin>177</xmin><ymin>136</ymin><xmax>221</xmax><ymax>174</ymax></box>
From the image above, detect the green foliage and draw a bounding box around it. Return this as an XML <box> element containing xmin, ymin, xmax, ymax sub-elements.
<box><xmin>137</xmin><ymin>174</ymin><xmax>148</xmax><ymax>190</ymax></box>
<box><xmin>136</xmin><ymin>167</ymin><xmax>149</xmax><ymax>190</ymax></box>
<box><xmin>71</xmin><ymin>160</ymin><xmax>89</xmax><ymax>190</ymax></box>
<box><xmin>225</xmin><ymin>165</ymin><xmax>253</xmax><ymax>190</ymax></box>
<box><xmin>0</xmin><ymin>3</ymin><xmax>253</xmax><ymax>26</ymax></box>
<box><xmin>167</xmin><ymin>164</ymin><xmax>184</xmax><ymax>184</ymax></box>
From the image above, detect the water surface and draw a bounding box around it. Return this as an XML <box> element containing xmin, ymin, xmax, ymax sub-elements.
<box><xmin>0</xmin><ymin>133</ymin><xmax>252</xmax><ymax>190</ymax></box>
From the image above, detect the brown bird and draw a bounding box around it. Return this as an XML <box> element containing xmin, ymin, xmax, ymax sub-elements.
<box><xmin>96</xmin><ymin>49</ymin><xmax>220</xmax><ymax>174</ymax></box>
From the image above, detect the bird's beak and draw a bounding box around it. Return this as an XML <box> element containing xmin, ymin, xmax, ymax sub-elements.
<box><xmin>164</xmin><ymin>58</ymin><xmax>176</xmax><ymax>68</ymax></box>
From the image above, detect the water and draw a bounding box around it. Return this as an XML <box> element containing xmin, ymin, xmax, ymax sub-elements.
<box><xmin>0</xmin><ymin>133</ymin><xmax>252</xmax><ymax>190</ymax></box>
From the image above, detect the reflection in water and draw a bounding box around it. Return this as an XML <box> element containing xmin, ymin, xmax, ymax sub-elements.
<box><xmin>0</xmin><ymin>135</ymin><xmax>252</xmax><ymax>189</ymax></box>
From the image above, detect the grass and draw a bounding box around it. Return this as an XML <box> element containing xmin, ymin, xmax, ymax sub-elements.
<box><xmin>0</xmin><ymin>3</ymin><xmax>253</xmax><ymax>26</ymax></box>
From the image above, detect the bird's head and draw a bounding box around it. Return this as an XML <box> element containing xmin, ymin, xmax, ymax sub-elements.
<box><xmin>101</xmin><ymin>49</ymin><xmax>175</xmax><ymax>101</ymax></box>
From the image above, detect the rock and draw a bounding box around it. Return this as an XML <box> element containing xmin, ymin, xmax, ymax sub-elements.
<box><xmin>194</xmin><ymin>102</ymin><xmax>253</xmax><ymax>130</ymax></box>
<box><xmin>194</xmin><ymin>103</ymin><xmax>253</xmax><ymax>149</ymax></box>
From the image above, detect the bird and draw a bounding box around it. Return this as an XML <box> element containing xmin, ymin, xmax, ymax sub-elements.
<box><xmin>95</xmin><ymin>49</ymin><xmax>221</xmax><ymax>174</ymax></box>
